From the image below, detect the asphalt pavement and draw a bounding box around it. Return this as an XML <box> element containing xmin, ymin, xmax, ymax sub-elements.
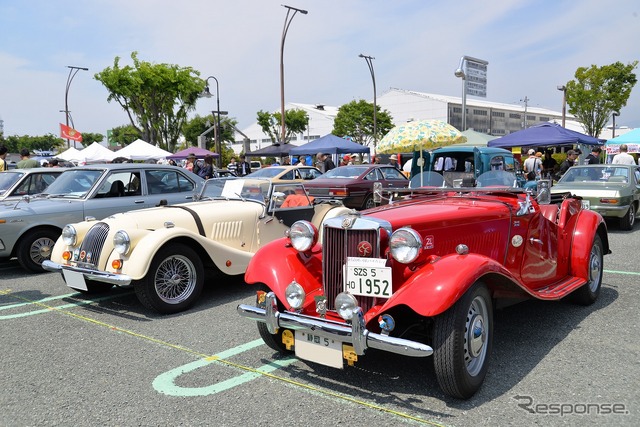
<box><xmin>1</xmin><ymin>222</ymin><xmax>638</xmax><ymax>427</ymax></box>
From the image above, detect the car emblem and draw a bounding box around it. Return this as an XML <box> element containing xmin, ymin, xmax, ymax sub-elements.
<box><xmin>79</xmin><ymin>250</ymin><xmax>86</xmax><ymax>260</ymax></box>
<box><xmin>511</xmin><ymin>235</ymin><xmax>523</xmax><ymax>247</ymax></box>
<box><xmin>357</xmin><ymin>241</ymin><xmax>373</xmax><ymax>257</ymax></box>
<box><xmin>342</xmin><ymin>217</ymin><xmax>355</xmax><ymax>229</ymax></box>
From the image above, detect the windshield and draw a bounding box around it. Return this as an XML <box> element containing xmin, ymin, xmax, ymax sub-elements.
<box><xmin>42</xmin><ymin>169</ymin><xmax>103</xmax><ymax>198</ymax></box>
<box><xmin>0</xmin><ymin>171</ymin><xmax>24</xmax><ymax>194</ymax></box>
<box><xmin>560</xmin><ymin>166</ymin><xmax>629</xmax><ymax>183</ymax></box>
<box><xmin>322</xmin><ymin>165</ymin><xmax>368</xmax><ymax>179</ymax></box>
<box><xmin>246</xmin><ymin>167</ymin><xmax>285</xmax><ymax>178</ymax></box>
<box><xmin>199</xmin><ymin>178</ymin><xmax>271</xmax><ymax>203</ymax></box>
<box><xmin>475</xmin><ymin>170</ymin><xmax>519</xmax><ymax>188</ymax></box>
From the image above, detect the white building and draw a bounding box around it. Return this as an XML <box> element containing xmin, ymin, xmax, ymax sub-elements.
<box><xmin>232</xmin><ymin>87</ymin><xmax>630</xmax><ymax>154</ymax></box>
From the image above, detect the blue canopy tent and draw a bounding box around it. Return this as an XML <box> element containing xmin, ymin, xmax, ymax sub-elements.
<box><xmin>488</xmin><ymin>122</ymin><xmax>602</xmax><ymax>148</ymax></box>
<box><xmin>289</xmin><ymin>134</ymin><xmax>370</xmax><ymax>156</ymax></box>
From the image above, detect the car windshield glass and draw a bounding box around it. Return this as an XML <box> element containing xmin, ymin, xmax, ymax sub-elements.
<box><xmin>322</xmin><ymin>166</ymin><xmax>367</xmax><ymax>178</ymax></box>
<box><xmin>0</xmin><ymin>172</ymin><xmax>24</xmax><ymax>194</ymax></box>
<box><xmin>200</xmin><ymin>178</ymin><xmax>270</xmax><ymax>203</ymax></box>
<box><xmin>475</xmin><ymin>170</ymin><xmax>518</xmax><ymax>188</ymax></box>
<box><xmin>42</xmin><ymin>169</ymin><xmax>103</xmax><ymax>198</ymax></box>
<box><xmin>560</xmin><ymin>166</ymin><xmax>628</xmax><ymax>183</ymax></box>
<box><xmin>246</xmin><ymin>167</ymin><xmax>284</xmax><ymax>178</ymax></box>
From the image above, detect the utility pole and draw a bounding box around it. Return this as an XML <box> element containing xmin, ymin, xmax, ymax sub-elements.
<box><xmin>520</xmin><ymin>96</ymin><xmax>530</xmax><ymax>129</ymax></box>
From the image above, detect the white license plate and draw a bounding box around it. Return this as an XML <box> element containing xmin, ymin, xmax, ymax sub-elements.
<box><xmin>344</xmin><ymin>257</ymin><xmax>392</xmax><ymax>297</ymax></box>
<box><xmin>294</xmin><ymin>331</ymin><xmax>343</xmax><ymax>369</ymax></box>
<box><xmin>581</xmin><ymin>200</ymin><xmax>590</xmax><ymax>210</ymax></box>
<box><xmin>62</xmin><ymin>269</ymin><xmax>88</xmax><ymax>291</ymax></box>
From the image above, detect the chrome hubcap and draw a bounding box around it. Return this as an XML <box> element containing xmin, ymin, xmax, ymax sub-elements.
<box><xmin>588</xmin><ymin>242</ymin><xmax>603</xmax><ymax>292</ymax></box>
<box><xmin>31</xmin><ymin>237</ymin><xmax>55</xmax><ymax>264</ymax></box>
<box><xmin>155</xmin><ymin>255</ymin><xmax>197</xmax><ymax>304</ymax></box>
<box><xmin>464</xmin><ymin>295</ymin><xmax>490</xmax><ymax>376</ymax></box>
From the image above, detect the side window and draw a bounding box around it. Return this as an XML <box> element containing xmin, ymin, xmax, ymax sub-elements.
<box><xmin>490</xmin><ymin>156</ymin><xmax>505</xmax><ymax>171</ymax></box>
<box><xmin>145</xmin><ymin>170</ymin><xmax>194</xmax><ymax>194</ymax></box>
<box><xmin>281</xmin><ymin>170</ymin><xmax>295</xmax><ymax>180</ymax></box>
<box><xmin>382</xmin><ymin>167</ymin><xmax>405</xmax><ymax>180</ymax></box>
<box><xmin>364</xmin><ymin>169</ymin><xmax>380</xmax><ymax>181</ymax></box>
<box><xmin>14</xmin><ymin>175</ymin><xmax>33</xmax><ymax>195</ymax></box>
<box><xmin>634</xmin><ymin>169</ymin><xmax>640</xmax><ymax>184</ymax></box>
<box><xmin>98</xmin><ymin>171</ymin><xmax>138</xmax><ymax>198</ymax></box>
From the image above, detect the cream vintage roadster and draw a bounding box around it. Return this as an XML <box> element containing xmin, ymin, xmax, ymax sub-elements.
<box><xmin>43</xmin><ymin>178</ymin><xmax>351</xmax><ymax>313</ymax></box>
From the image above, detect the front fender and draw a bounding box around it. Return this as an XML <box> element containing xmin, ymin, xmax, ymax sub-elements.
<box><xmin>383</xmin><ymin>253</ymin><xmax>517</xmax><ymax>317</ymax></box>
<box><xmin>570</xmin><ymin>209</ymin><xmax>609</xmax><ymax>279</ymax></box>
<box><xmin>116</xmin><ymin>228</ymin><xmax>253</xmax><ymax>279</ymax></box>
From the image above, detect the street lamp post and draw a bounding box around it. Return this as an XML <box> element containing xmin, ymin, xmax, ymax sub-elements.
<box><xmin>454</xmin><ymin>56</ymin><xmax>487</xmax><ymax>131</ymax></box>
<box><xmin>200</xmin><ymin>76</ymin><xmax>227</xmax><ymax>168</ymax></box>
<box><xmin>64</xmin><ymin>65</ymin><xmax>88</xmax><ymax>148</ymax></box>
<box><xmin>359</xmin><ymin>54</ymin><xmax>377</xmax><ymax>152</ymax></box>
<box><xmin>612</xmin><ymin>111</ymin><xmax>620</xmax><ymax>138</ymax></box>
<box><xmin>557</xmin><ymin>85</ymin><xmax>567</xmax><ymax>127</ymax></box>
<box><xmin>280</xmin><ymin>5</ymin><xmax>308</xmax><ymax>145</ymax></box>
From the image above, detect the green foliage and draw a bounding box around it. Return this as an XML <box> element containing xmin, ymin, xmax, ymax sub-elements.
<box><xmin>109</xmin><ymin>124</ymin><xmax>141</xmax><ymax>147</ymax></box>
<box><xmin>78</xmin><ymin>132</ymin><xmax>105</xmax><ymax>147</ymax></box>
<box><xmin>256</xmin><ymin>109</ymin><xmax>309</xmax><ymax>144</ymax></box>
<box><xmin>2</xmin><ymin>134</ymin><xmax>65</xmax><ymax>153</ymax></box>
<box><xmin>566</xmin><ymin>61</ymin><xmax>638</xmax><ymax>137</ymax></box>
<box><xmin>182</xmin><ymin>114</ymin><xmax>239</xmax><ymax>151</ymax></box>
<box><xmin>94</xmin><ymin>52</ymin><xmax>205</xmax><ymax>152</ymax></box>
<box><xmin>332</xmin><ymin>99</ymin><xmax>394</xmax><ymax>147</ymax></box>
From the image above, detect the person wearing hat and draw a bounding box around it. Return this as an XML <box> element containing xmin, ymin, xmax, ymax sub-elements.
<box><xmin>523</xmin><ymin>149</ymin><xmax>541</xmax><ymax>179</ymax></box>
<box><xmin>340</xmin><ymin>155</ymin><xmax>352</xmax><ymax>166</ymax></box>
<box><xmin>388</xmin><ymin>154</ymin><xmax>401</xmax><ymax>171</ymax></box>
<box><xmin>184</xmin><ymin>153</ymin><xmax>197</xmax><ymax>172</ymax></box>
<box><xmin>584</xmin><ymin>146</ymin><xmax>602</xmax><ymax>165</ymax></box>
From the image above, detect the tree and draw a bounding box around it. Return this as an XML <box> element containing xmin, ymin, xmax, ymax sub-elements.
<box><xmin>565</xmin><ymin>61</ymin><xmax>638</xmax><ymax>137</ymax></box>
<box><xmin>256</xmin><ymin>109</ymin><xmax>309</xmax><ymax>144</ymax></box>
<box><xmin>2</xmin><ymin>134</ymin><xmax>65</xmax><ymax>153</ymax></box>
<box><xmin>79</xmin><ymin>132</ymin><xmax>104</xmax><ymax>147</ymax></box>
<box><xmin>182</xmin><ymin>114</ymin><xmax>238</xmax><ymax>151</ymax></box>
<box><xmin>94</xmin><ymin>52</ymin><xmax>205</xmax><ymax>152</ymax></box>
<box><xmin>332</xmin><ymin>100</ymin><xmax>394</xmax><ymax>147</ymax></box>
<box><xmin>109</xmin><ymin>124</ymin><xmax>141</xmax><ymax>147</ymax></box>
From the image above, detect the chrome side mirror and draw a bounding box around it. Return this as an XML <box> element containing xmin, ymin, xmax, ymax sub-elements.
<box><xmin>536</xmin><ymin>179</ymin><xmax>551</xmax><ymax>205</ymax></box>
<box><xmin>373</xmin><ymin>182</ymin><xmax>382</xmax><ymax>204</ymax></box>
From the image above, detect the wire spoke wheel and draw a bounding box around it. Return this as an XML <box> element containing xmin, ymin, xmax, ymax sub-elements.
<box><xmin>154</xmin><ymin>255</ymin><xmax>197</xmax><ymax>304</ymax></box>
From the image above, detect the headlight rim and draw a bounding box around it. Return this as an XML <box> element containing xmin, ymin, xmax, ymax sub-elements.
<box><xmin>61</xmin><ymin>225</ymin><xmax>77</xmax><ymax>246</ymax></box>
<box><xmin>288</xmin><ymin>220</ymin><xmax>318</xmax><ymax>252</ymax></box>
<box><xmin>389</xmin><ymin>227</ymin><xmax>423</xmax><ymax>264</ymax></box>
<box><xmin>113</xmin><ymin>230</ymin><xmax>131</xmax><ymax>255</ymax></box>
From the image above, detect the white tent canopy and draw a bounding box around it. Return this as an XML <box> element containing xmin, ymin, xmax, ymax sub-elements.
<box><xmin>55</xmin><ymin>147</ymin><xmax>83</xmax><ymax>162</ymax></box>
<box><xmin>78</xmin><ymin>142</ymin><xmax>119</xmax><ymax>164</ymax></box>
<box><xmin>116</xmin><ymin>139</ymin><xmax>172</xmax><ymax>160</ymax></box>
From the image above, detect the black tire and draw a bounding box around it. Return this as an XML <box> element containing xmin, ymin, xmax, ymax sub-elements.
<box><xmin>571</xmin><ymin>234</ymin><xmax>604</xmax><ymax>305</ymax></box>
<box><xmin>16</xmin><ymin>229</ymin><xmax>60</xmax><ymax>273</ymax></box>
<box><xmin>362</xmin><ymin>195</ymin><xmax>375</xmax><ymax>210</ymax></box>
<box><xmin>433</xmin><ymin>282</ymin><xmax>493</xmax><ymax>399</ymax></box>
<box><xmin>134</xmin><ymin>243</ymin><xmax>204</xmax><ymax>314</ymax></box>
<box><xmin>257</xmin><ymin>322</ymin><xmax>291</xmax><ymax>354</ymax></box>
<box><xmin>619</xmin><ymin>203</ymin><xmax>635</xmax><ymax>230</ymax></box>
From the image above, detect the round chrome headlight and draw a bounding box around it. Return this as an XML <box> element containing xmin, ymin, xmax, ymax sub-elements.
<box><xmin>390</xmin><ymin>228</ymin><xmax>422</xmax><ymax>264</ymax></box>
<box><xmin>61</xmin><ymin>225</ymin><xmax>77</xmax><ymax>246</ymax></box>
<box><xmin>113</xmin><ymin>230</ymin><xmax>131</xmax><ymax>255</ymax></box>
<box><xmin>288</xmin><ymin>221</ymin><xmax>317</xmax><ymax>252</ymax></box>
<box><xmin>285</xmin><ymin>281</ymin><xmax>305</xmax><ymax>309</ymax></box>
<box><xmin>335</xmin><ymin>292</ymin><xmax>358</xmax><ymax>321</ymax></box>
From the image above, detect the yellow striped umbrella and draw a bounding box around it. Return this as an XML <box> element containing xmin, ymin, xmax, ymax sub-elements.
<box><xmin>377</xmin><ymin>119</ymin><xmax>466</xmax><ymax>154</ymax></box>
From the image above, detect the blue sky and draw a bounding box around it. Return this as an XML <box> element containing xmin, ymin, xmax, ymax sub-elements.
<box><xmin>0</xmin><ymin>0</ymin><xmax>638</xmax><ymax>139</ymax></box>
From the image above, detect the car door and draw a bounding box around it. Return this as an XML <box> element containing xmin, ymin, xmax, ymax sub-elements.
<box><xmin>84</xmin><ymin>170</ymin><xmax>148</xmax><ymax>220</ymax></box>
<box><xmin>379</xmin><ymin>166</ymin><xmax>409</xmax><ymax>189</ymax></box>
<box><xmin>142</xmin><ymin>168</ymin><xmax>197</xmax><ymax>206</ymax></box>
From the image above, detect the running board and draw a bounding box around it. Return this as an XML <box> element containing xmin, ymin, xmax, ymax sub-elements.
<box><xmin>530</xmin><ymin>276</ymin><xmax>587</xmax><ymax>300</ymax></box>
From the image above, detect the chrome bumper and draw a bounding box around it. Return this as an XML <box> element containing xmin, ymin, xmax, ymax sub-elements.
<box><xmin>42</xmin><ymin>260</ymin><xmax>132</xmax><ymax>286</ymax></box>
<box><xmin>237</xmin><ymin>292</ymin><xmax>433</xmax><ymax>358</ymax></box>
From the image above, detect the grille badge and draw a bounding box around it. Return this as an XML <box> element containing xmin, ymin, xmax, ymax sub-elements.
<box><xmin>357</xmin><ymin>241</ymin><xmax>373</xmax><ymax>257</ymax></box>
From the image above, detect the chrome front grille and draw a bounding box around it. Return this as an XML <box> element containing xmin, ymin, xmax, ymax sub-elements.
<box><xmin>76</xmin><ymin>222</ymin><xmax>110</xmax><ymax>267</ymax></box>
<box><xmin>322</xmin><ymin>216</ymin><xmax>390</xmax><ymax>313</ymax></box>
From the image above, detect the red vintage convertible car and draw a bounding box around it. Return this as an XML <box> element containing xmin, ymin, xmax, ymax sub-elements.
<box><xmin>237</xmin><ymin>171</ymin><xmax>609</xmax><ymax>399</ymax></box>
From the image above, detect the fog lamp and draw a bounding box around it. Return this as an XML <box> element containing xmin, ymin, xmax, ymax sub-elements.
<box><xmin>378</xmin><ymin>314</ymin><xmax>396</xmax><ymax>332</ymax></box>
<box><xmin>335</xmin><ymin>292</ymin><xmax>358</xmax><ymax>320</ymax></box>
<box><xmin>111</xmin><ymin>259</ymin><xmax>123</xmax><ymax>270</ymax></box>
<box><xmin>61</xmin><ymin>225</ymin><xmax>77</xmax><ymax>246</ymax></box>
<box><xmin>62</xmin><ymin>251</ymin><xmax>72</xmax><ymax>261</ymax></box>
<box><xmin>285</xmin><ymin>281</ymin><xmax>305</xmax><ymax>310</ymax></box>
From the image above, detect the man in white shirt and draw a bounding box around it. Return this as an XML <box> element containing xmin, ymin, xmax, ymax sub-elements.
<box><xmin>611</xmin><ymin>144</ymin><xmax>637</xmax><ymax>165</ymax></box>
<box><xmin>523</xmin><ymin>149</ymin><xmax>542</xmax><ymax>178</ymax></box>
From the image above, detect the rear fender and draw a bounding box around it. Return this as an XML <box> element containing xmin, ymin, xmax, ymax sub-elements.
<box><xmin>570</xmin><ymin>209</ymin><xmax>609</xmax><ymax>279</ymax></box>
<box><xmin>384</xmin><ymin>253</ymin><xmax>517</xmax><ymax>317</ymax></box>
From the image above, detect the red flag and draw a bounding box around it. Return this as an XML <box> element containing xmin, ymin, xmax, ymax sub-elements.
<box><xmin>60</xmin><ymin>123</ymin><xmax>83</xmax><ymax>142</ymax></box>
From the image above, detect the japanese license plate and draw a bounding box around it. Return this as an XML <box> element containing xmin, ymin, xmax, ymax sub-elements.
<box><xmin>62</xmin><ymin>269</ymin><xmax>88</xmax><ymax>291</ymax></box>
<box><xmin>344</xmin><ymin>257</ymin><xmax>392</xmax><ymax>298</ymax></box>
<box><xmin>581</xmin><ymin>200</ymin><xmax>590</xmax><ymax>210</ymax></box>
<box><xmin>294</xmin><ymin>330</ymin><xmax>343</xmax><ymax>369</ymax></box>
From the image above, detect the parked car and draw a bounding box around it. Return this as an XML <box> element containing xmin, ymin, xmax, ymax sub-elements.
<box><xmin>551</xmin><ymin>164</ymin><xmax>640</xmax><ymax>230</ymax></box>
<box><xmin>409</xmin><ymin>146</ymin><xmax>524</xmax><ymax>187</ymax></box>
<box><xmin>237</xmin><ymin>170</ymin><xmax>609</xmax><ymax>399</ymax></box>
<box><xmin>245</xmin><ymin>165</ymin><xmax>323</xmax><ymax>183</ymax></box>
<box><xmin>0</xmin><ymin>163</ymin><xmax>203</xmax><ymax>272</ymax></box>
<box><xmin>0</xmin><ymin>168</ymin><xmax>66</xmax><ymax>202</ymax></box>
<box><xmin>302</xmin><ymin>165</ymin><xmax>409</xmax><ymax>209</ymax></box>
<box><xmin>43</xmin><ymin>178</ymin><xmax>351</xmax><ymax>314</ymax></box>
